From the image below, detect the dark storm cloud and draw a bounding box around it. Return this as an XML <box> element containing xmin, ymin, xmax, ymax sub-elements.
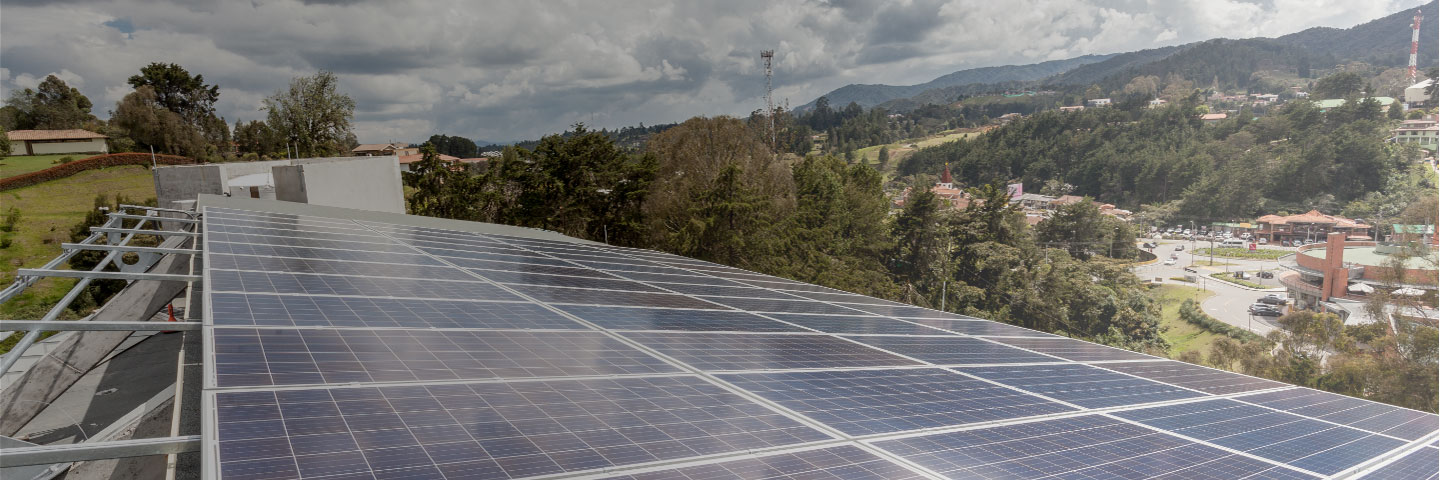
<box><xmin>0</xmin><ymin>0</ymin><xmax>1425</xmax><ymax>143</ymax></box>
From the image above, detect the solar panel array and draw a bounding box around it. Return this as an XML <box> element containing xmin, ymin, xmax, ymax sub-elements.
<box><xmin>200</xmin><ymin>205</ymin><xmax>1439</xmax><ymax>480</ymax></box>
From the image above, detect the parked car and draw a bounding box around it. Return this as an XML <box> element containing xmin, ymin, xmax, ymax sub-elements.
<box><xmin>1257</xmin><ymin>271</ymin><xmax>1274</xmax><ymax>279</ymax></box>
<box><xmin>1281</xmin><ymin>240</ymin><xmax>1290</xmax><ymax>247</ymax></box>
<box><xmin>1183</xmin><ymin>267</ymin><xmax>1197</xmax><ymax>273</ymax></box>
<box><xmin>1257</xmin><ymin>294</ymin><xmax>1286</xmax><ymax>305</ymax></box>
<box><xmin>1249</xmin><ymin>304</ymin><xmax>1283</xmax><ymax>317</ymax></box>
<box><xmin>1163</xmin><ymin>258</ymin><xmax>1176</xmax><ymax>266</ymax></box>
<box><xmin>1257</xmin><ymin>238</ymin><xmax>1268</xmax><ymax>245</ymax></box>
<box><xmin>1175</xmin><ymin>245</ymin><xmax>1184</xmax><ymax>251</ymax></box>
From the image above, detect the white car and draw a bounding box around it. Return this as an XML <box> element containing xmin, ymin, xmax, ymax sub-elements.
<box><xmin>1163</xmin><ymin>259</ymin><xmax>1176</xmax><ymax>266</ymax></box>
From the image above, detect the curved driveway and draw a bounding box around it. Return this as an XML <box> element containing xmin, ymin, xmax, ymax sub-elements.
<box><xmin>1131</xmin><ymin>238</ymin><xmax>1290</xmax><ymax>336</ymax></box>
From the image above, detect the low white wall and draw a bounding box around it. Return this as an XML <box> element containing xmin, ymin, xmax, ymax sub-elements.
<box><xmin>25</xmin><ymin>139</ymin><xmax>108</xmax><ymax>155</ymax></box>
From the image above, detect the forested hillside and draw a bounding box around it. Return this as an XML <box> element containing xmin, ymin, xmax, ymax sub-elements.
<box><xmin>795</xmin><ymin>55</ymin><xmax>1114</xmax><ymax>111</ymax></box>
<box><xmin>1278</xmin><ymin>0</ymin><xmax>1438</xmax><ymax>68</ymax></box>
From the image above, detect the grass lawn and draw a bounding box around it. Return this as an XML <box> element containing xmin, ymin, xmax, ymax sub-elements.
<box><xmin>851</xmin><ymin>128</ymin><xmax>984</xmax><ymax>168</ymax></box>
<box><xmin>1208</xmin><ymin>272</ymin><xmax>1267</xmax><ymax>289</ymax></box>
<box><xmin>1152</xmin><ymin>284</ymin><xmax>1220</xmax><ymax>358</ymax></box>
<box><xmin>0</xmin><ymin>165</ymin><xmax>156</xmax><ymax>322</ymax></box>
<box><xmin>1188</xmin><ymin>259</ymin><xmax>1235</xmax><ymax>267</ymax></box>
<box><xmin>0</xmin><ymin>154</ymin><xmax>92</xmax><ymax>178</ymax></box>
<box><xmin>1194</xmin><ymin>247</ymin><xmax>1289</xmax><ymax>260</ymax></box>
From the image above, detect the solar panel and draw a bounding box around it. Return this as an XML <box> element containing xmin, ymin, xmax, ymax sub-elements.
<box><xmin>1235</xmin><ymin>388</ymin><xmax>1439</xmax><ymax>440</ymax></box>
<box><xmin>1358</xmin><ymin>446</ymin><xmax>1440</xmax><ymax>480</ymax></box>
<box><xmin>618</xmin><ymin>332</ymin><xmax>920</xmax><ymax>371</ymax></box>
<box><xmin>215</xmin><ymin>377</ymin><xmax>832</xmax><ymax>479</ymax></box>
<box><xmin>211</xmin><ymin>328</ymin><xmax>679</xmax><ymax>387</ymax></box>
<box><xmin>718</xmin><ymin>368</ymin><xmax>1076</xmax><ymax>435</ymax></box>
<box><xmin>987</xmin><ymin>336</ymin><xmax>1157</xmax><ymax>361</ymax></box>
<box><xmin>1092</xmin><ymin>360</ymin><xmax>1289</xmax><ymax>395</ymax></box>
<box><xmin>844</xmin><ymin>335</ymin><xmax>1061</xmax><ymax>365</ymax></box>
<box><xmin>208</xmin><ymin>270</ymin><xmax>520</xmax><ymax>300</ymax></box>
<box><xmin>555</xmin><ymin>304</ymin><xmax>806</xmax><ymax>332</ymax></box>
<box><xmin>210</xmin><ymin>293</ymin><xmax>585</xmax><ymax>329</ymax></box>
<box><xmin>601</xmin><ymin>445</ymin><xmax>927</xmax><ymax>479</ymax></box>
<box><xmin>766</xmin><ymin>313</ymin><xmax>953</xmax><ymax>335</ymax></box>
<box><xmin>873</xmin><ymin>415</ymin><xmax>1316</xmax><ymax>479</ymax></box>
<box><xmin>955</xmin><ymin>364</ymin><xmax>1207</xmax><ymax>408</ymax></box>
<box><xmin>1112</xmin><ymin>399</ymin><xmax>1406</xmax><ymax>475</ymax></box>
<box><xmin>696</xmin><ymin>296</ymin><xmax>870</xmax><ymax>315</ymax></box>
<box><xmin>202</xmin><ymin>204</ymin><xmax>1436</xmax><ymax>480</ymax></box>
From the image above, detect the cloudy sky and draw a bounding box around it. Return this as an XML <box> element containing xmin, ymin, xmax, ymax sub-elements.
<box><xmin>0</xmin><ymin>0</ymin><xmax>1427</xmax><ymax>143</ymax></box>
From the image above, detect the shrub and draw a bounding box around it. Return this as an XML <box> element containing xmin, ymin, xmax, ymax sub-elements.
<box><xmin>0</xmin><ymin>237</ymin><xmax>11</xmax><ymax>249</ymax></box>
<box><xmin>57</xmin><ymin>156</ymin><xmax>75</xmax><ymax>164</ymax></box>
<box><xmin>1179</xmin><ymin>298</ymin><xmax>1263</xmax><ymax>342</ymax></box>
<box><xmin>0</xmin><ymin>153</ymin><xmax>197</xmax><ymax>191</ymax></box>
<box><xmin>0</xmin><ymin>206</ymin><xmax>17</xmax><ymax>232</ymax></box>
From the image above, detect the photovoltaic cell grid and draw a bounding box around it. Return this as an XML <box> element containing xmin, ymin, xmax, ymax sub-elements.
<box><xmin>204</xmin><ymin>206</ymin><xmax>1438</xmax><ymax>479</ymax></box>
<box><xmin>956</xmin><ymin>364</ymin><xmax>1206</xmax><ymax>409</ymax></box>
<box><xmin>1235</xmin><ymin>388</ymin><xmax>1439</xmax><ymax>441</ymax></box>
<box><xmin>601</xmin><ymin>445</ymin><xmax>927</xmax><ymax>480</ymax></box>
<box><xmin>1092</xmin><ymin>360</ymin><xmax>1289</xmax><ymax>395</ymax></box>
<box><xmin>1112</xmin><ymin>399</ymin><xmax>1407</xmax><ymax>475</ymax></box>
<box><xmin>1358</xmin><ymin>447</ymin><xmax>1439</xmax><ymax>480</ymax></box>
<box><xmin>717</xmin><ymin>368</ymin><xmax>1076</xmax><ymax>436</ymax></box>
<box><xmin>873</xmin><ymin>415</ymin><xmax>1318</xmax><ymax>479</ymax></box>
<box><xmin>209</xmin><ymin>293</ymin><xmax>584</xmax><ymax>330</ymax></box>
<box><xmin>214</xmin><ymin>377</ymin><xmax>831</xmax><ymax>480</ymax></box>
<box><xmin>211</xmin><ymin>328</ymin><xmax>679</xmax><ymax>387</ymax></box>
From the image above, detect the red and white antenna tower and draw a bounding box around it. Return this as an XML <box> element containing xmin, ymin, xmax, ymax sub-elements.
<box><xmin>1408</xmin><ymin>10</ymin><xmax>1423</xmax><ymax>83</ymax></box>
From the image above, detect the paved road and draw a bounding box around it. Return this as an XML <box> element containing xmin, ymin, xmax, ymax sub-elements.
<box><xmin>1132</xmin><ymin>238</ymin><xmax>1290</xmax><ymax>336</ymax></box>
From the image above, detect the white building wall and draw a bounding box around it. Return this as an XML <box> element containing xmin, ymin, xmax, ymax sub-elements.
<box><xmin>26</xmin><ymin>138</ymin><xmax>108</xmax><ymax>155</ymax></box>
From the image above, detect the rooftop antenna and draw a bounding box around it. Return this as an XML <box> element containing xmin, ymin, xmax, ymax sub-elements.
<box><xmin>1409</xmin><ymin>10</ymin><xmax>1423</xmax><ymax>83</ymax></box>
<box><xmin>761</xmin><ymin>50</ymin><xmax>776</xmax><ymax>150</ymax></box>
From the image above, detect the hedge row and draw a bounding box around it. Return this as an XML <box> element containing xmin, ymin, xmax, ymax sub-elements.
<box><xmin>1178</xmin><ymin>298</ymin><xmax>1263</xmax><ymax>342</ymax></box>
<box><xmin>0</xmin><ymin>153</ymin><xmax>197</xmax><ymax>191</ymax></box>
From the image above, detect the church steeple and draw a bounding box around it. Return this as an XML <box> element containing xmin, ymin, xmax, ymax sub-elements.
<box><xmin>939</xmin><ymin>163</ymin><xmax>953</xmax><ymax>189</ymax></box>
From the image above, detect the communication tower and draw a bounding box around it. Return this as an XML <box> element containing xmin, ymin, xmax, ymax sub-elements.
<box><xmin>1409</xmin><ymin>10</ymin><xmax>1424</xmax><ymax>83</ymax></box>
<box><xmin>761</xmin><ymin>50</ymin><xmax>775</xmax><ymax>149</ymax></box>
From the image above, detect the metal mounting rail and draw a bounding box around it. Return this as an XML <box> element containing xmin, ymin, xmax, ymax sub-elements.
<box><xmin>0</xmin><ymin>436</ymin><xmax>202</xmax><ymax>468</ymax></box>
<box><xmin>90</xmin><ymin>227</ymin><xmax>201</xmax><ymax>237</ymax></box>
<box><xmin>107</xmin><ymin>213</ymin><xmax>199</xmax><ymax>223</ymax></box>
<box><xmin>0</xmin><ymin>320</ymin><xmax>201</xmax><ymax>331</ymax></box>
<box><xmin>15</xmin><ymin>269</ymin><xmax>202</xmax><ymax>282</ymax></box>
<box><xmin>60</xmin><ymin>243</ymin><xmax>201</xmax><ymax>255</ymax></box>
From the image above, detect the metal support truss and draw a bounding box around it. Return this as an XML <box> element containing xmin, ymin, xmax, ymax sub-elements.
<box><xmin>0</xmin><ymin>205</ymin><xmax>201</xmax><ymax>382</ymax></box>
<box><xmin>0</xmin><ymin>320</ymin><xmax>200</xmax><ymax>332</ymax></box>
<box><xmin>0</xmin><ymin>435</ymin><xmax>202</xmax><ymax>468</ymax></box>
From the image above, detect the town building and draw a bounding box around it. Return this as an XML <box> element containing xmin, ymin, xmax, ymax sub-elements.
<box><xmin>1147</xmin><ymin>99</ymin><xmax>1167</xmax><ymax>108</ymax></box>
<box><xmin>1058</xmin><ymin>105</ymin><xmax>1084</xmax><ymax>112</ymax></box>
<box><xmin>1200</xmin><ymin>113</ymin><xmax>1228</xmax><ymax>124</ymax></box>
<box><xmin>152</xmin><ymin>155</ymin><xmax>405</xmax><ymax>213</ymax></box>
<box><xmin>1312</xmin><ymin>97</ymin><xmax>1397</xmax><ymax>112</ymax></box>
<box><xmin>1255</xmin><ymin>210</ymin><xmax>1371</xmax><ymax>245</ymax></box>
<box><xmin>1279</xmin><ymin>232</ymin><xmax>1438</xmax><ymax>329</ymax></box>
<box><xmin>398</xmin><ymin>152</ymin><xmax>461</xmax><ymax>171</ymax></box>
<box><xmin>1086</xmin><ymin>98</ymin><xmax>1111</xmax><ymax>107</ymax></box>
<box><xmin>351</xmin><ymin>142</ymin><xmax>419</xmax><ymax>157</ymax></box>
<box><xmin>1404</xmin><ymin>78</ymin><xmax>1434</xmax><ymax>106</ymax></box>
<box><xmin>1391</xmin><ymin>114</ymin><xmax>1438</xmax><ymax>151</ymax></box>
<box><xmin>5</xmin><ymin>129</ymin><xmax>108</xmax><ymax>156</ymax></box>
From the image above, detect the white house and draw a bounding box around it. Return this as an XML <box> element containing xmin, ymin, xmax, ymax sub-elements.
<box><xmin>1392</xmin><ymin>114</ymin><xmax>1439</xmax><ymax>151</ymax></box>
<box><xmin>6</xmin><ymin>129</ymin><xmax>108</xmax><ymax>156</ymax></box>
<box><xmin>1405</xmin><ymin>79</ymin><xmax>1433</xmax><ymax>105</ymax></box>
<box><xmin>1087</xmin><ymin>98</ymin><xmax>1112</xmax><ymax>107</ymax></box>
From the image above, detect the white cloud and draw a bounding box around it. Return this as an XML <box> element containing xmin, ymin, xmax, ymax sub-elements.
<box><xmin>0</xmin><ymin>0</ymin><xmax>1428</xmax><ymax>142</ymax></box>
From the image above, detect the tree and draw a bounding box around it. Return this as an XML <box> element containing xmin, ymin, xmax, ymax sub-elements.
<box><xmin>111</xmin><ymin>86</ymin><xmax>208</xmax><ymax>158</ymax></box>
<box><xmin>427</xmin><ymin>134</ymin><xmax>478</xmax><ymax>158</ymax></box>
<box><xmin>262</xmin><ymin>71</ymin><xmax>357</xmax><ymax>157</ymax></box>
<box><xmin>0</xmin><ymin>126</ymin><xmax>9</xmax><ymax>156</ymax></box>
<box><xmin>126</xmin><ymin>63</ymin><xmax>220</xmax><ymax>129</ymax></box>
<box><xmin>1387</xmin><ymin>102</ymin><xmax>1404</xmax><ymax>120</ymax></box>
<box><xmin>877</xmin><ymin>145</ymin><xmax>890</xmax><ymax>170</ymax></box>
<box><xmin>233</xmin><ymin>120</ymin><xmax>283</xmax><ymax>158</ymax></box>
<box><xmin>1312</xmin><ymin>72</ymin><xmax>1364</xmax><ymax>99</ymax></box>
<box><xmin>4</xmin><ymin>75</ymin><xmax>95</xmax><ymax>130</ymax></box>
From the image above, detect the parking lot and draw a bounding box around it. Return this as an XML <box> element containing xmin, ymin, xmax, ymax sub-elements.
<box><xmin>1133</xmin><ymin>237</ymin><xmax>1291</xmax><ymax>336</ymax></box>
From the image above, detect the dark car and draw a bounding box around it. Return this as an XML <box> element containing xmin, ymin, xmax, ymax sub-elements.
<box><xmin>1257</xmin><ymin>271</ymin><xmax>1274</xmax><ymax>279</ymax></box>
<box><xmin>1249</xmin><ymin>304</ymin><xmax>1283</xmax><ymax>316</ymax></box>
<box><xmin>1256</xmin><ymin>295</ymin><xmax>1286</xmax><ymax>305</ymax></box>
